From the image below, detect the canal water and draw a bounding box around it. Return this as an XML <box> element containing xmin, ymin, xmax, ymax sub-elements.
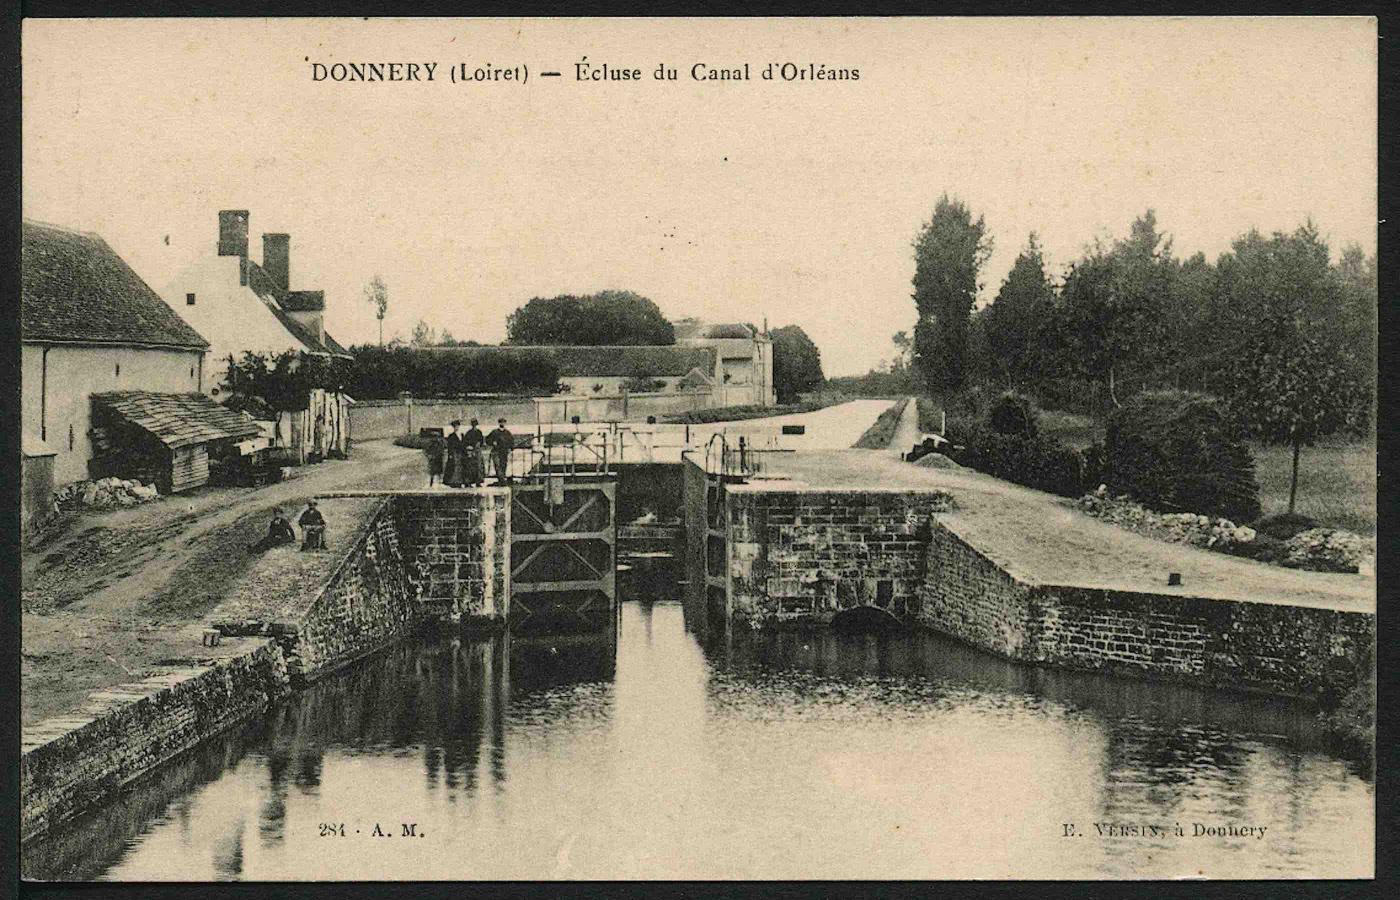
<box><xmin>24</xmin><ymin>554</ymin><xmax>1372</xmax><ymax>881</ymax></box>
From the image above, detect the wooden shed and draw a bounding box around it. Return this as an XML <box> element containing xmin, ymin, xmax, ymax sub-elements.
<box><xmin>89</xmin><ymin>391</ymin><xmax>263</xmax><ymax>494</ymax></box>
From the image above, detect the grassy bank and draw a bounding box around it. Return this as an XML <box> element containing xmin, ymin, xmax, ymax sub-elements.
<box><xmin>660</xmin><ymin>395</ymin><xmax>846</xmax><ymax>425</ymax></box>
<box><xmin>853</xmin><ymin>398</ymin><xmax>910</xmax><ymax>449</ymax></box>
<box><xmin>1253</xmin><ymin>440</ymin><xmax>1376</xmax><ymax>535</ymax></box>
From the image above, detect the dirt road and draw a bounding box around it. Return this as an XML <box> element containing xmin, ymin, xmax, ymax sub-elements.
<box><xmin>22</xmin><ymin>440</ymin><xmax>428</xmax><ymax>725</ymax></box>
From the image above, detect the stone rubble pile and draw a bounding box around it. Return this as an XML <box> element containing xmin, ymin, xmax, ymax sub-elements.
<box><xmin>1075</xmin><ymin>486</ymin><xmax>1255</xmax><ymax>549</ymax></box>
<box><xmin>53</xmin><ymin>477</ymin><xmax>161</xmax><ymax>511</ymax></box>
<box><xmin>1283</xmin><ymin>528</ymin><xmax>1371</xmax><ymax>575</ymax></box>
<box><xmin>1074</xmin><ymin>485</ymin><xmax>1370</xmax><ymax>574</ymax></box>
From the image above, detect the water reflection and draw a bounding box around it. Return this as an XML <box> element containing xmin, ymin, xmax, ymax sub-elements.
<box><xmin>25</xmin><ymin>594</ymin><xmax>1371</xmax><ymax>881</ymax></box>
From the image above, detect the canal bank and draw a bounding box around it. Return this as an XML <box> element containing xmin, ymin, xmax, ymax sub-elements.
<box><xmin>21</xmin><ymin>445</ymin><xmax>1376</xmax><ymax>849</ymax></box>
<box><xmin>21</xmin><ymin>489</ymin><xmax>515</xmax><ymax>842</ymax></box>
<box><xmin>22</xmin><ymin>601</ymin><xmax>1373</xmax><ymax>881</ymax></box>
<box><xmin>693</xmin><ymin>467</ymin><xmax>1374</xmax><ymax>701</ymax></box>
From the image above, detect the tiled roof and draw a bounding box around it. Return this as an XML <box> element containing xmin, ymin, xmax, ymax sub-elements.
<box><xmin>432</xmin><ymin>345</ymin><xmax>717</xmax><ymax>377</ymax></box>
<box><xmin>22</xmin><ymin>220</ymin><xmax>209</xmax><ymax>349</ymax></box>
<box><xmin>702</xmin><ymin>323</ymin><xmax>756</xmax><ymax>339</ymax></box>
<box><xmin>93</xmin><ymin>391</ymin><xmax>262</xmax><ymax>449</ymax></box>
<box><xmin>245</xmin><ymin>260</ymin><xmax>351</xmax><ymax>359</ymax></box>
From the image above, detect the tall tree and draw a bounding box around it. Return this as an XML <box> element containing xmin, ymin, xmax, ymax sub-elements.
<box><xmin>910</xmin><ymin>195</ymin><xmax>992</xmax><ymax>393</ymax></box>
<box><xmin>506</xmin><ymin>289</ymin><xmax>675</xmax><ymax>345</ymax></box>
<box><xmin>1215</xmin><ymin>223</ymin><xmax>1372</xmax><ymax>513</ymax></box>
<box><xmin>1057</xmin><ymin>210</ymin><xmax>1177</xmax><ymax>407</ymax></box>
<box><xmin>363</xmin><ymin>275</ymin><xmax>389</xmax><ymax>347</ymax></box>
<box><xmin>770</xmin><ymin>325</ymin><xmax>825</xmax><ymax>403</ymax></box>
<box><xmin>982</xmin><ymin>233</ymin><xmax>1054</xmax><ymax>387</ymax></box>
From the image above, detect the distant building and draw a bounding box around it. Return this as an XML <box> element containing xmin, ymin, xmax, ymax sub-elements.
<box><xmin>165</xmin><ymin>210</ymin><xmax>353</xmax><ymax>460</ymax></box>
<box><xmin>164</xmin><ymin>210</ymin><xmax>353</xmax><ymax>397</ymax></box>
<box><xmin>673</xmin><ymin>319</ymin><xmax>775</xmax><ymax>407</ymax></box>
<box><xmin>21</xmin><ymin>219</ymin><xmax>210</xmax><ymax>489</ymax></box>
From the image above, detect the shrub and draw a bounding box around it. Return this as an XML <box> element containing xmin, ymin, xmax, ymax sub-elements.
<box><xmin>987</xmin><ymin>392</ymin><xmax>1038</xmax><ymax>439</ymax></box>
<box><xmin>1254</xmin><ymin>512</ymin><xmax>1320</xmax><ymax>541</ymax></box>
<box><xmin>1105</xmin><ymin>390</ymin><xmax>1261</xmax><ymax>523</ymax></box>
<box><xmin>945</xmin><ymin>421</ymin><xmax>1087</xmax><ymax>498</ymax></box>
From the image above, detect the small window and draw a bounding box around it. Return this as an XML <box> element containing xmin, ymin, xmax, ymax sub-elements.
<box><xmin>186</xmin><ymin>293</ymin><xmax>196</xmax><ymax>306</ymax></box>
<box><xmin>68</xmin><ymin>424</ymin><xmax>74</xmax><ymax>451</ymax></box>
<box><xmin>190</xmin><ymin>366</ymin><xmax>195</xmax><ymax>378</ymax></box>
<box><xmin>115</xmin><ymin>363</ymin><xmax>121</xmax><ymax>377</ymax></box>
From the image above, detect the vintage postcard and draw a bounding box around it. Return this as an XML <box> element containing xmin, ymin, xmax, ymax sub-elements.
<box><xmin>17</xmin><ymin>16</ymin><xmax>1376</xmax><ymax>882</ymax></box>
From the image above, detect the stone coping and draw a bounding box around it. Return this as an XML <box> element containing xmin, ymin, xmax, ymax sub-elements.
<box><xmin>20</xmin><ymin>636</ymin><xmax>273</xmax><ymax>753</ymax></box>
<box><xmin>724</xmin><ymin>482</ymin><xmax>956</xmax><ymax>497</ymax></box>
<box><xmin>314</xmin><ymin>487</ymin><xmax>512</xmax><ymax>498</ymax></box>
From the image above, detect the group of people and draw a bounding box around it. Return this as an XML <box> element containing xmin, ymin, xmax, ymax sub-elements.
<box><xmin>248</xmin><ymin>500</ymin><xmax>328</xmax><ymax>554</ymax></box>
<box><xmin>426</xmin><ymin>417</ymin><xmax>515</xmax><ymax>488</ymax></box>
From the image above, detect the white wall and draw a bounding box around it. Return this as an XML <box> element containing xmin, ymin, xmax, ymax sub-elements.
<box><xmin>22</xmin><ymin>342</ymin><xmax>205</xmax><ymax>485</ymax></box>
<box><xmin>557</xmin><ymin>375</ymin><xmax>685</xmax><ymax>395</ymax></box>
<box><xmin>163</xmin><ymin>256</ymin><xmax>310</xmax><ymax>395</ymax></box>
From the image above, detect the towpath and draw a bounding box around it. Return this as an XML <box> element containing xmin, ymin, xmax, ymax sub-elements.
<box><xmin>765</xmin><ymin>447</ymin><xmax>1375</xmax><ymax>614</ymax></box>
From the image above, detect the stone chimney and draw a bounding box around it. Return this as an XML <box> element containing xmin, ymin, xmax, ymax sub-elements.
<box><xmin>262</xmin><ymin>233</ymin><xmax>290</xmax><ymax>290</ymax></box>
<box><xmin>217</xmin><ymin>210</ymin><xmax>249</xmax><ymax>258</ymax></box>
<box><xmin>284</xmin><ymin>291</ymin><xmax>326</xmax><ymax>347</ymax></box>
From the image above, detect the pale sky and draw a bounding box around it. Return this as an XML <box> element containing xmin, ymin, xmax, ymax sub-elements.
<box><xmin>23</xmin><ymin>17</ymin><xmax>1377</xmax><ymax>375</ymax></box>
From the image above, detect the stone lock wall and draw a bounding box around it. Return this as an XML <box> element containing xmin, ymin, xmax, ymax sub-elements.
<box><xmin>391</xmin><ymin>491</ymin><xmax>510</xmax><ymax>623</ymax></box>
<box><xmin>917</xmin><ymin>518</ymin><xmax>1375</xmax><ymax>698</ymax></box>
<box><xmin>285</xmin><ymin>500</ymin><xmax>427</xmax><ymax>681</ymax></box>
<box><xmin>19</xmin><ymin>640</ymin><xmax>289</xmax><ymax>841</ymax></box>
<box><xmin>726</xmin><ymin>486</ymin><xmax>955</xmax><ymax>625</ymax></box>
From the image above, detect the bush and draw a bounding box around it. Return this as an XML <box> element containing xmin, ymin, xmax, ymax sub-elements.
<box><xmin>1254</xmin><ymin>512</ymin><xmax>1320</xmax><ymax>541</ymax></box>
<box><xmin>987</xmin><ymin>392</ymin><xmax>1038</xmax><ymax>439</ymax></box>
<box><xmin>1104</xmin><ymin>390</ymin><xmax>1261</xmax><ymax>523</ymax></box>
<box><xmin>946</xmin><ymin>421</ymin><xmax>1087</xmax><ymax>497</ymax></box>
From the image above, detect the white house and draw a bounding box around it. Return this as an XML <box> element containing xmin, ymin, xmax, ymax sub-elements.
<box><xmin>165</xmin><ymin>210</ymin><xmax>353</xmax><ymax>398</ymax></box>
<box><xmin>673</xmin><ymin>320</ymin><xmax>776</xmax><ymax>407</ymax></box>
<box><xmin>21</xmin><ymin>219</ymin><xmax>210</xmax><ymax>488</ymax></box>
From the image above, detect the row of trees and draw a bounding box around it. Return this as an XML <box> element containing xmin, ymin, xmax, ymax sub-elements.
<box><xmin>906</xmin><ymin>197</ymin><xmax>1375</xmax><ymax>511</ymax></box>
<box><xmin>355</xmin><ymin>282</ymin><xmax>827</xmax><ymax>403</ymax></box>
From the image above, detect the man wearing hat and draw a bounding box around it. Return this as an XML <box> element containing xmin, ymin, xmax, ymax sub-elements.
<box><xmin>299</xmin><ymin>499</ymin><xmax>327</xmax><ymax>551</ymax></box>
<box><xmin>486</xmin><ymin>417</ymin><xmax>514</xmax><ymax>485</ymax></box>
<box><xmin>443</xmin><ymin>420</ymin><xmax>466</xmax><ymax>487</ymax></box>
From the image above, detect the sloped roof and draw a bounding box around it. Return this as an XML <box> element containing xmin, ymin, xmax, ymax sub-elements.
<box><xmin>678</xmin><ymin>366</ymin><xmax>715</xmax><ymax>388</ymax></box>
<box><xmin>702</xmin><ymin>323</ymin><xmax>756</xmax><ymax>339</ymax></box>
<box><xmin>430</xmin><ymin>344</ymin><xmax>717</xmax><ymax>377</ymax></box>
<box><xmin>245</xmin><ymin>260</ymin><xmax>351</xmax><ymax>359</ymax></box>
<box><xmin>93</xmin><ymin>391</ymin><xmax>262</xmax><ymax>449</ymax></box>
<box><xmin>22</xmin><ymin>220</ymin><xmax>209</xmax><ymax>349</ymax></box>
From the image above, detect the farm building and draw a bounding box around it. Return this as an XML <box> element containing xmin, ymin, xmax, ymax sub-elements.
<box><xmin>89</xmin><ymin>391</ymin><xmax>263</xmax><ymax>494</ymax></box>
<box><xmin>21</xmin><ymin>219</ymin><xmax>210</xmax><ymax>493</ymax></box>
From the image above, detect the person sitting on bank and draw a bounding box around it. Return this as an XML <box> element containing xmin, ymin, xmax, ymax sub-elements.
<box><xmin>299</xmin><ymin>499</ymin><xmax>328</xmax><ymax>551</ymax></box>
<box><xmin>487</xmin><ymin>417</ymin><xmax>514</xmax><ymax>485</ymax></box>
<box><xmin>248</xmin><ymin>506</ymin><xmax>297</xmax><ymax>554</ymax></box>
<box><xmin>463</xmin><ymin>417</ymin><xmax>485</xmax><ymax>487</ymax></box>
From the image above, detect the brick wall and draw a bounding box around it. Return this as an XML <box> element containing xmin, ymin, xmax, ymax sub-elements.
<box><xmin>726</xmin><ymin>486</ymin><xmax>955</xmax><ymax>625</ymax></box>
<box><xmin>19</xmin><ymin>640</ymin><xmax>289</xmax><ymax>841</ymax></box>
<box><xmin>917</xmin><ymin>518</ymin><xmax>1375</xmax><ymax>698</ymax></box>
<box><xmin>390</xmin><ymin>491</ymin><xmax>510</xmax><ymax>623</ymax></box>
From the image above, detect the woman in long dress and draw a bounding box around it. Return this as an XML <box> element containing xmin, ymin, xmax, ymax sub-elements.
<box><xmin>442</xmin><ymin>420</ymin><xmax>465</xmax><ymax>487</ymax></box>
